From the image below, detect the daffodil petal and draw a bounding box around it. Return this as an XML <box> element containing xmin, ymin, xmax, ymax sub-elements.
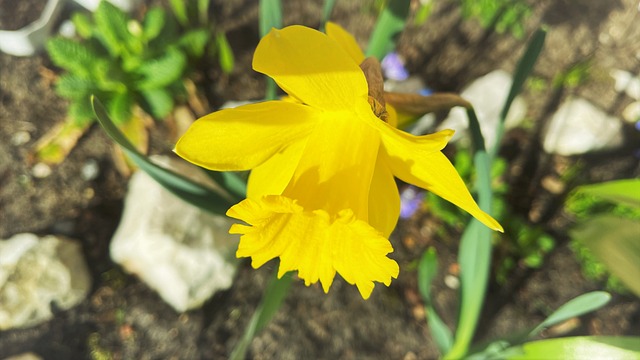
<box><xmin>253</xmin><ymin>25</ymin><xmax>369</xmax><ymax>110</ymax></box>
<box><xmin>382</xmin><ymin>144</ymin><xmax>503</xmax><ymax>232</ymax></box>
<box><xmin>247</xmin><ymin>139</ymin><xmax>306</xmax><ymax>199</ymax></box>
<box><xmin>368</xmin><ymin>157</ymin><xmax>400</xmax><ymax>237</ymax></box>
<box><xmin>228</xmin><ymin>195</ymin><xmax>399</xmax><ymax>299</ymax></box>
<box><xmin>175</xmin><ymin>101</ymin><xmax>317</xmax><ymax>171</ymax></box>
<box><xmin>325</xmin><ymin>22</ymin><xmax>365</xmax><ymax>64</ymax></box>
<box><xmin>284</xmin><ymin>109</ymin><xmax>379</xmax><ymax>219</ymax></box>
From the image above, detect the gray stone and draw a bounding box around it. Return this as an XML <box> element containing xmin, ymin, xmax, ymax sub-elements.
<box><xmin>543</xmin><ymin>97</ymin><xmax>624</xmax><ymax>156</ymax></box>
<box><xmin>438</xmin><ymin>69</ymin><xmax>527</xmax><ymax>150</ymax></box>
<box><xmin>0</xmin><ymin>234</ymin><xmax>91</xmax><ymax>330</ymax></box>
<box><xmin>110</xmin><ymin>155</ymin><xmax>239</xmax><ymax>312</ymax></box>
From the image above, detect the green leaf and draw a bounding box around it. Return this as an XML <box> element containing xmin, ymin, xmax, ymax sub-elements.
<box><xmin>230</xmin><ymin>272</ymin><xmax>292</xmax><ymax>360</ymax></box>
<box><xmin>571</xmin><ymin>215</ymin><xmax>640</xmax><ymax>297</ymax></box>
<box><xmin>143</xmin><ymin>7</ymin><xmax>166</xmax><ymax>42</ymax></box>
<box><xmin>106</xmin><ymin>92</ymin><xmax>134</xmax><ymax>125</ymax></box>
<box><xmin>528</xmin><ymin>291</ymin><xmax>611</xmax><ymax>337</ymax></box>
<box><xmin>259</xmin><ymin>0</ymin><xmax>282</xmax><ymax>100</ymax></box>
<box><xmin>216</xmin><ymin>32</ymin><xmax>235</xmax><ymax>74</ymax></box>
<box><xmin>55</xmin><ymin>74</ymin><xmax>98</xmax><ymax>99</ymax></box>
<box><xmin>92</xmin><ymin>96</ymin><xmax>234</xmax><ymax>215</ymax></box>
<box><xmin>321</xmin><ymin>0</ymin><xmax>337</xmax><ymax>30</ymax></box>
<box><xmin>508</xmin><ymin>337</ymin><xmax>640</xmax><ymax>360</ymax></box>
<box><xmin>46</xmin><ymin>38</ymin><xmax>98</xmax><ymax>76</ymax></box>
<box><xmin>68</xmin><ymin>97</ymin><xmax>97</xmax><ymax>126</ymax></box>
<box><xmin>136</xmin><ymin>48</ymin><xmax>187</xmax><ymax>89</ymax></box>
<box><xmin>169</xmin><ymin>0</ymin><xmax>188</xmax><ymax>26</ymax></box>
<box><xmin>71</xmin><ymin>12</ymin><xmax>94</xmax><ymax>39</ymax></box>
<box><xmin>179</xmin><ymin>29</ymin><xmax>210</xmax><ymax>59</ymax></box>
<box><xmin>576</xmin><ymin>179</ymin><xmax>640</xmax><ymax>209</ymax></box>
<box><xmin>491</xmin><ymin>27</ymin><xmax>546</xmax><ymax>157</ymax></box>
<box><xmin>365</xmin><ymin>0</ymin><xmax>411</xmax><ymax>60</ymax></box>
<box><xmin>418</xmin><ymin>248</ymin><xmax>453</xmax><ymax>355</ymax></box>
<box><xmin>94</xmin><ymin>1</ymin><xmax>131</xmax><ymax>56</ymax></box>
<box><xmin>140</xmin><ymin>88</ymin><xmax>175</xmax><ymax>119</ymax></box>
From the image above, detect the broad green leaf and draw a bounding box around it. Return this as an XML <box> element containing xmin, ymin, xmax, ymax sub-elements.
<box><xmin>107</xmin><ymin>92</ymin><xmax>134</xmax><ymax>125</ymax></box>
<box><xmin>55</xmin><ymin>74</ymin><xmax>98</xmax><ymax>99</ymax></box>
<box><xmin>179</xmin><ymin>29</ymin><xmax>210</xmax><ymax>59</ymax></box>
<box><xmin>365</xmin><ymin>0</ymin><xmax>411</xmax><ymax>60</ymax></box>
<box><xmin>143</xmin><ymin>7</ymin><xmax>166</xmax><ymax>42</ymax></box>
<box><xmin>259</xmin><ymin>0</ymin><xmax>282</xmax><ymax>100</ymax></box>
<box><xmin>230</xmin><ymin>272</ymin><xmax>292</xmax><ymax>360</ymax></box>
<box><xmin>508</xmin><ymin>336</ymin><xmax>640</xmax><ymax>360</ymax></box>
<box><xmin>215</xmin><ymin>32</ymin><xmax>234</xmax><ymax>74</ymax></box>
<box><xmin>577</xmin><ymin>179</ymin><xmax>640</xmax><ymax>209</ymax></box>
<box><xmin>92</xmin><ymin>96</ymin><xmax>234</xmax><ymax>215</ymax></box>
<box><xmin>418</xmin><ymin>248</ymin><xmax>453</xmax><ymax>355</ymax></box>
<box><xmin>46</xmin><ymin>38</ymin><xmax>98</xmax><ymax>77</ymax></box>
<box><xmin>169</xmin><ymin>0</ymin><xmax>188</xmax><ymax>26</ymax></box>
<box><xmin>140</xmin><ymin>88</ymin><xmax>175</xmax><ymax>119</ymax></box>
<box><xmin>71</xmin><ymin>12</ymin><xmax>94</xmax><ymax>39</ymax></box>
<box><xmin>571</xmin><ymin>215</ymin><xmax>640</xmax><ymax>297</ymax></box>
<box><xmin>528</xmin><ymin>291</ymin><xmax>611</xmax><ymax>337</ymax></box>
<box><xmin>136</xmin><ymin>49</ymin><xmax>187</xmax><ymax>89</ymax></box>
<box><xmin>94</xmin><ymin>1</ymin><xmax>131</xmax><ymax>56</ymax></box>
<box><xmin>68</xmin><ymin>97</ymin><xmax>97</xmax><ymax>126</ymax></box>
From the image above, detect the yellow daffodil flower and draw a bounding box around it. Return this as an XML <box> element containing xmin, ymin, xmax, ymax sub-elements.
<box><xmin>175</xmin><ymin>23</ymin><xmax>503</xmax><ymax>299</ymax></box>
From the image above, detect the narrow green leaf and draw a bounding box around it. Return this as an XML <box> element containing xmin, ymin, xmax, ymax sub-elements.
<box><xmin>197</xmin><ymin>0</ymin><xmax>210</xmax><ymax>25</ymax></box>
<box><xmin>571</xmin><ymin>215</ymin><xmax>640</xmax><ymax>297</ymax></box>
<box><xmin>205</xmin><ymin>170</ymin><xmax>247</xmax><ymax>201</ymax></box>
<box><xmin>529</xmin><ymin>291</ymin><xmax>611</xmax><ymax>337</ymax></box>
<box><xmin>230</xmin><ymin>272</ymin><xmax>292</xmax><ymax>360</ymax></box>
<box><xmin>259</xmin><ymin>0</ymin><xmax>282</xmax><ymax>100</ymax></box>
<box><xmin>508</xmin><ymin>337</ymin><xmax>640</xmax><ymax>360</ymax></box>
<box><xmin>418</xmin><ymin>248</ymin><xmax>454</xmax><ymax>355</ymax></box>
<box><xmin>365</xmin><ymin>0</ymin><xmax>411</xmax><ymax>60</ymax></box>
<box><xmin>92</xmin><ymin>96</ymin><xmax>234</xmax><ymax>215</ymax></box>
<box><xmin>321</xmin><ymin>0</ymin><xmax>338</xmax><ymax>30</ymax></box>
<box><xmin>445</xmin><ymin>107</ymin><xmax>495</xmax><ymax>360</ymax></box>
<box><xmin>491</xmin><ymin>27</ymin><xmax>546</xmax><ymax>157</ymax></box>
<box><xmin>576</xmin><ymin>179</ymin><xmax>640</xmax><ymax>209</ymax></box>
<box><xmin>216</xmin><ymin>32</ymin><xmax>235</xmax><ymax>74</ymax></box>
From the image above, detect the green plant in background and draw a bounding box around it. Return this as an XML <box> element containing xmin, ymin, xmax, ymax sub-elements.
<box><xmin>39</xmin><ymin>0</ymin><xmax>233</xmax><ymax>164</ymax></box>
<box><xmin>459</xmin><ymin>0</ymin><xmax>532</xmax><ymax>38</ymax></box>
<box><xmin>566</xmin><ymin>179</ymin><xmax>640</xmax><ymax>297</ymax></box>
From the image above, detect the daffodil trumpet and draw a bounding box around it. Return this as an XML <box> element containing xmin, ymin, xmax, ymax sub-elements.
<box><xmin>175</xmin><ymin>23</ymin><xmax>503</xmax><ymax>299</ymax></box>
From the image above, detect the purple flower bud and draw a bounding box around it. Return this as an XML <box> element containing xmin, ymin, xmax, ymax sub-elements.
<box><xmin>399</xmin><ymin>186</ymin><xmax>425</xmax><ymax>219</ymax></box>
<box><xmin>381</xmin><ymin>52</ymin><xmax>409</xmax><ymax>81</ymax></box>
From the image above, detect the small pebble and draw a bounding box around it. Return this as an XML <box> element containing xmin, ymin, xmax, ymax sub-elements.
<box><xmin>10</xmin><ymin>131</ymin><xmax>31</xmax><ymax>146</ymax></box>
<box><xmin>444</xmin><ymin>274</ymin><xmax>460</xmax><ymax>289</ymax></box>
<box><xmin>81</xmin><ymin>159</ymin><xmax>100</xmax><ymax>181</ymax></box>
<box><xmin>31</xmin><ymin>163</ymin><xmax>52</xmax><ymax>178</ymax></box>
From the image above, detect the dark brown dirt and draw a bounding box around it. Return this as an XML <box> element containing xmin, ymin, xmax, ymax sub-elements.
<box><xmin>1</xmin><ymin>0</ymin><xmax>639</xmax><ymax>359</ymax></box>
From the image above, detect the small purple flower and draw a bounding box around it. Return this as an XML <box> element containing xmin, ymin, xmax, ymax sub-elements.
<box><xmin>381</xmin><ymin>52</ymin><xmax>409</xmax><ymax>81</ymax></box>
<box><xmin>399</xmin><ymin>186</ymin><xmax>425</xmax><ymax>219</ymax></box>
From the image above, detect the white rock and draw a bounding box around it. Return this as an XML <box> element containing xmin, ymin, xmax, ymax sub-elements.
<box><xmin>438</xmin><ymin>69</ymin><xmax>527</xmax><ymax>149</ymax></box>
<box><xmin>543</xmin><ymin>97</ymin><xmax>624</xmax><ymax>156</ymax></box>
<box><xmin>110</xmin><ymin>155</ymin><xmax>239</xmax><ymax>312</ymax></box>
<box><xmin>610</xmin><ymin>69</ymin><xmax>640</xmax><ymax>100</ymax></box>
<box><xmin>0</xmin><ymin>234</ymin><xmax>91</xmax><ymax>330</ymax></box>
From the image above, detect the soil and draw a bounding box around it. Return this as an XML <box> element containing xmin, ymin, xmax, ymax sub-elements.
<box><xmin>1</xmin><ymin>0</ymin><xmax>639</xmax><ymax>359</ymax></box>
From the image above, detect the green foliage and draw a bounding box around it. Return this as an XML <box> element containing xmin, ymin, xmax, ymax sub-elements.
<box><xmin>459</xmin><ymin>0</ymin><xmax>532</xmax><ymax>39</ymax></box>
<box><xmin>47</xmin><ymin>1</ymin><xmax>215</xmax><ymax>127</ymax></box>
<box><xmin>553</xmin><ymin>59</ymin><xmax>592</xmax><ymax>89</ymax></box>
<box><xmin>566</xmin><ymin>180</ymin><xmax>640</xmax><ymax>296</ymax></box>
